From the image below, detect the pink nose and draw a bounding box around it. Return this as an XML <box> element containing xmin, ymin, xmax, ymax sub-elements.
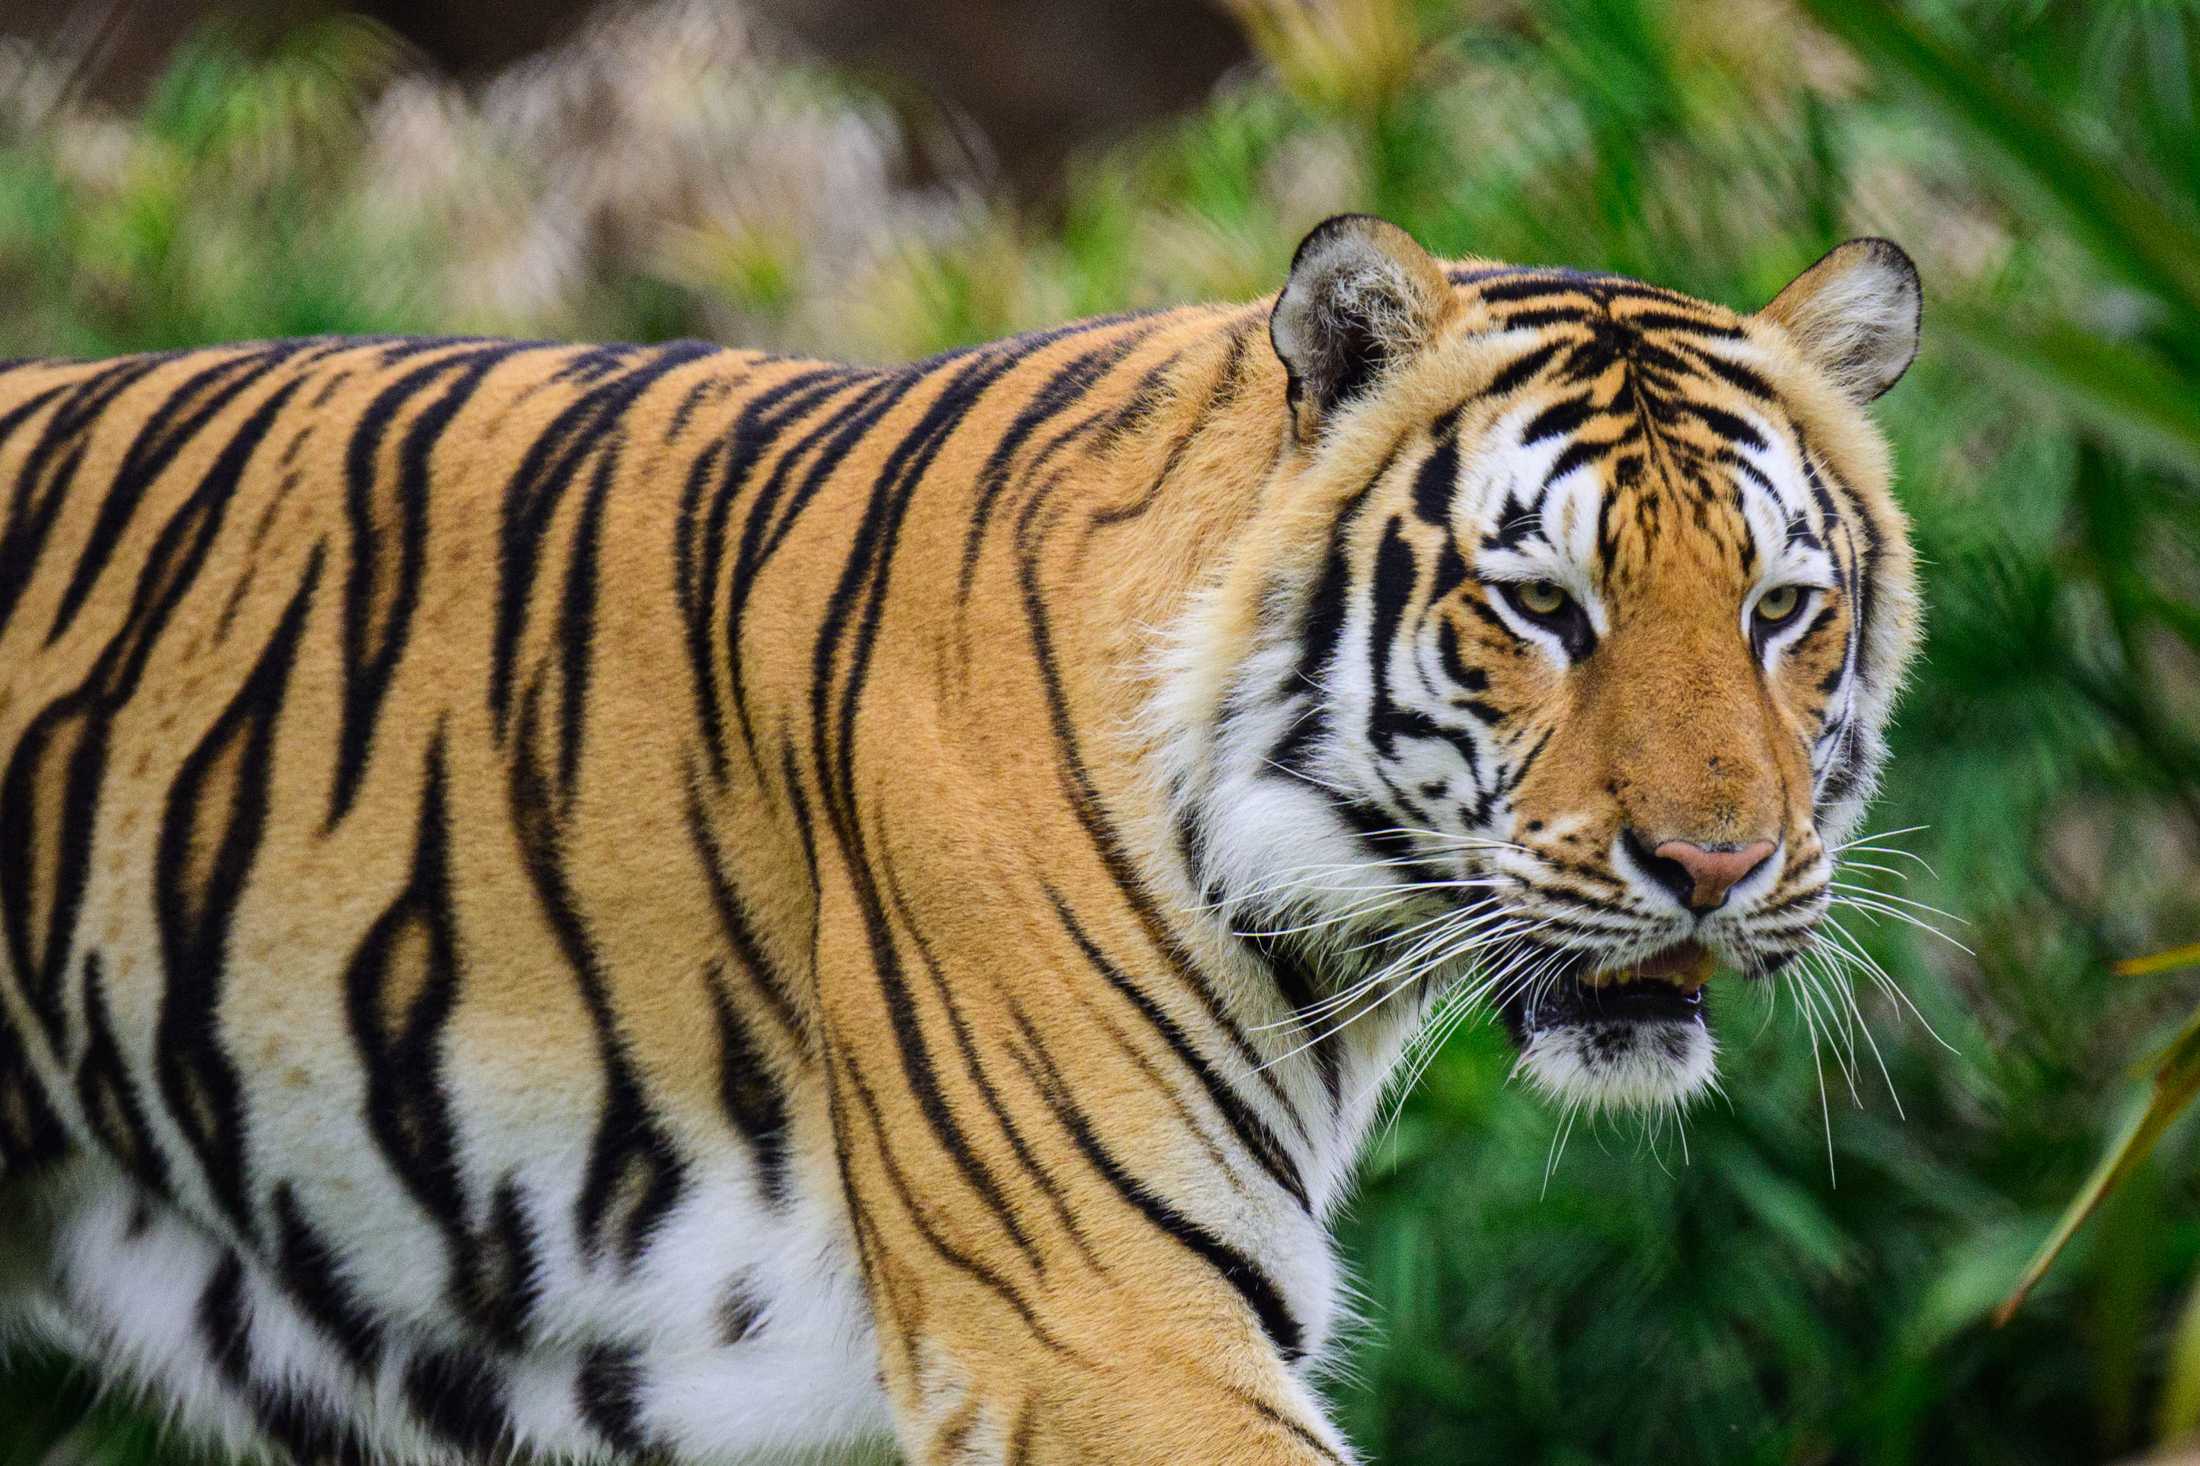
<box><xmin>1650</xmin><ymin>838</ymin><xmax>1777</xmax><ymax>911</ymax></box>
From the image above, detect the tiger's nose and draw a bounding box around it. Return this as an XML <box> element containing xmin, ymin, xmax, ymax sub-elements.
<box><xmin>1627</xmin><ymin>834</ymin><xmax>1778</xmax><ymax>911</ymax></box>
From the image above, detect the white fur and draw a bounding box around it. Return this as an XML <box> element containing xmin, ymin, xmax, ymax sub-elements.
<box><xmin>4</xmin><ymin>1147</ymin><xmax>894</xmax><ymax>1463</ymax></box>
<box><xmin>1515</xmin><ymin>1018</ymin><xmax>1718</xmax><ymax>1115</ymax></box>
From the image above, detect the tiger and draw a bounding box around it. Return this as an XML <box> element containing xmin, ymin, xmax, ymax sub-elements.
<box><xmin>0</xmin><ymin>213</ymin><xmax>1922</xmax><ymax>1464</ymax></box>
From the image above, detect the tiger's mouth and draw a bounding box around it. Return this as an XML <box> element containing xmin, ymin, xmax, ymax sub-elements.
<box><xmin>1501</xmin><ymin>940</ymin><xmax>1715</xmax><ymax>1037</ymax></box>
<box><xmin>1502</xmin><ymin>941</ymin><xmax>1723</xmax><ymax>1111</ymax></box>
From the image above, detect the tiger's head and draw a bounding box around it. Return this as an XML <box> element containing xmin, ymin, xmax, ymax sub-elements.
<box><xmin>1164</xmin><ymin>215</ymin><xmax>1922</xmax><ymax>1118</ymax></box>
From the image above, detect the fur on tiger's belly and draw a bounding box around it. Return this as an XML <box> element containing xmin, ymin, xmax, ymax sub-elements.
<box><xmin>0</xmin><ymin>215</ymin><xmax>1923</xmax><ymax>1464</ymax></box>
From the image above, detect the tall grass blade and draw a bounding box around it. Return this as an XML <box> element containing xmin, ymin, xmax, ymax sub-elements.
<box><xmin>1996</xmin><ymin>963</ymin><xmax>2200</xmax><ymax>1325</ymax></box>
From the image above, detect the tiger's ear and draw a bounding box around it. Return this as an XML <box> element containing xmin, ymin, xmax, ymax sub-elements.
<box><xmin>1271</xmin><ymin>214</ymin><xmax>1455</xmax><ymax>435</ymax></box>
<box><xmin>1757</xmin><ymin>238</ymin><xmax>1922</xmax><ymax>404</ymax></box>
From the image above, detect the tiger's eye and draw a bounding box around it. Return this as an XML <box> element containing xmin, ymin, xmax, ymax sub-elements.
<box><xmin>1755</xmin><ymin>585</ymin><xmax>1803</xmax><ymax>623</ymax></box>
<box><xmin>1516</xmin><ymin>580</ymin><xmax>1568</xmax><ymax>617</ymax></box>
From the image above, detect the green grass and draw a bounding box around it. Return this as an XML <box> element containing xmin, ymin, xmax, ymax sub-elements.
<box><xmin>3</xmin><ymin>0</ymin><xmax>2199</xmax><ymax>1461</ymax></box>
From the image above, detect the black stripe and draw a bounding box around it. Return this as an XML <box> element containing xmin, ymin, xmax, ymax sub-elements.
<box><xmin>270</xmin><ymin>1182</ymin><xmax>385</xmax><ymax>1373</ymax></box>
<box><xmin>488</xmin><ymin>341</ymin><xmax>718</xmax><ymax>734</ymax></box>
<box><xmin>0</xmin><ymin>357</ymin><xmax>174</xmax><ymax>640</ymax></box>
<box><xmin>1501</xmin><ymin>308</ymin><xmax>1591</xmax><ymax>331</ymax></box>
<box><xmin>552</xmin><ymin>439</ymin><xmax>618</xmax><ymax>799</ymax></box>
<box><xmin>1264</xmin><ymin>453</ymin><xmax>1393</xmax><ymax>777</ymax></box>
<box><xmin>1483</xmin><ymin>339</ymin><xmax>1564</xmax><ymax>398</ymax></box>
<box><xmin>45</xmin><ymin>345</ymin><xmax>312</xmax><ymax>643</ymax></box>
<box><xmin>880</xmin><ymin>853</ymin><xmax>1105</xmax><ymax>1269</ymax></box>
<box><xmin>724</xmin><ymin>373</ymin><xmax>921</xmax><ymax>768</ymax></box>
<box><xmin>199</xmin><ymin>1251</ymin><xmax>372</xmax><ymax>1465</ymax></box>
<box><xmin>717</xmin><ymin>1278</ymin><xmax>765</xmax><ymax>1343</ymax></box>
<box><xmin>0</xmin><ymin>986</ymin><xmax>67</xmax><ymax>1176</ymax></box>
<box><xmin>1323</xmin><ymin>794</ymin><xmax>1449</xmax><ymax>887</ymax></box>
<box><xmin>1084</xmin><ymin>343</ymin><xmax>1236</xmax><ymax>535</ymax></box>
<box><xmin>1544</xmin><ymin>420</ymin><xmax>1641</xmax><ymax>487</ymax></box>
<box><xmin>344</xmin><ymin>739</ymin><xmax>464</xmax><ymax>1217</ymax></box>
<box><xmin>0</xmin><ymin>377</ymin><xmax>87</xmax><ymax>625</ymax></box>
<box><xmin>1245</xmin><ymin>929</ymin><xmax>1343</xmax><ymax>1113</ymax></box>
<box><xmin>576</xmin><ymin>1344</ymin><xmax>656</xmax><ymax>1454</ymax></box>
<box><xmin>345</xmin><ymin>734</ymin><xmax>543</xmax><ymax>1348</ymax></box>
<box><xmin>1041</xmin><ymin>884</ymin><xmax>1308</xmax><ymax>1210</ymax></box>
<box><xmin>510</xmin><ymin>688</ymin><xmax>688</xmax><ymax>1262</ymax></box>
<box><xmin>955</xmin><ymin>324</ymin><xmax>1151</xmax><ymax>602</ymax></box>
<box><xmin>835</xmin><ymin>1051</ymin><xmax>1074</xmax><ymax>1354</ymax></box>
<box><xmin>153</xmin><ymin>541</ymin><xmax>323</xmax><ymax>1240</ymax></box>
<box><xmin>1626</xmin><ymin>309</ymin><xmax>1745</xmax><ymax>339</ymax></box>
<box><xmin>1089</xmin><ymin>348</ymin><xmax>1187</xmax><ymax>457</ymax></box>
<box><xmin>1521</xmin><ymin>393</ymin><xmax>1598</xmax><ymax>446</ymax></box>
<box><xmin>684</xmin><ymin>768</ymin><xmax>803</xmax><ymax>1040</ymax></box>
<box><xmin>1670</xmin><ymin>397</ymin><xmax>1766</xmax><ymax>449</ymax></box>
<box><xmin>1365</xmin><ymin>516</ymin><xmax>1420</xmax><ymax>759</ymax></box>
<box><xmin>1004</xmin><ymin>1003</ymin><xmax>1305</xmax><ymax>1363</ymax></box>
<box><xmin>1013</xmin><ymin>419</ymin><xmax>1315</xmax><ymax>1147</ymax></box>
<box><xmin>757</xmin><ymin>369</ymin><xmax>941</xmax><ymax>564</ymax></box>
<box><xmin>1411</xmin><ymin>434</ymin><xmax>1460</xmax><ymax>527</ymax></box>
<box><xmin>1436</xmin><ymin>619</ymin><xmax>1486</xmax><ymax>692</ymax></box>
<box><xmin>332</xmin><ymin>345</ymin><xmax>520</xmax><ymax>826</ymax></box>
<box><xmin>1503</xmin><ymin>724</ymin><xmax>1554</xmax><ymax>793</ymax></box>
<box><xmin>1475</xmin><ymin>276</ymin><xmax>1599</xmax><ymax>305</ymax></box>
<box><xmin>1680</xmin><ymin>342</ymin><xmax>1775</xmax><ymax>399</ymax></box>
<box><xmin>402</xmin><ymin>1346</ymin><xmax>512</xmax><ymax>1455</ymax></box>
<box><xmin>1815</xmin><ymin>441</ymin><xmax>1884</xmax><ymax>694</ymax></box>
<box><xmin>681</xmin><ymin>368</ymin><xmax>864</xmax><ymax>780</ymax></box>
<box><xmin>703</xmin><ymin>962</ymin><xmax>793</xmax><ymax>1209</ymax></box>
<box><xmin>75</xmin><ymin>951</ymin><xmax>170</xmax><ymax>1195</ymax></box>
<box><xmin>1238</xmin><ymin>1391</ymin><xmax>1349</xmax><ymax>1466</ymax></box>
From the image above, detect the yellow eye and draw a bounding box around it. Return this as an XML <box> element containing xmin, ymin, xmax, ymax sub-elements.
<box><xmin>1514</xmin><ymin>579</ymin><xmax>1569</xmax><ymax>617</ymax></box>
<box><xmin>1755</xmin><ymin>585</ymin><xmax>1804</xmax><ymax>623</ymax></box>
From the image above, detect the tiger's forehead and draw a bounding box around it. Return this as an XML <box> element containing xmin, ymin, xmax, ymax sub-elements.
<box><xmin>1436</xmin><ymin>264</ymin><xmax>1819</xmax><ymax>597</ymax></box>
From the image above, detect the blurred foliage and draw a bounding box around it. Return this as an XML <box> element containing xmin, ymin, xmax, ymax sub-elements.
<box><xmin>4</xmin><ymin>0</ymin><xmax>2200</xmax><ymax>1463</ymax></box>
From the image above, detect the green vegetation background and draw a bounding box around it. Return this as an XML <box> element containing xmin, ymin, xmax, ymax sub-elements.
<box><xmin>3</xmin><ymin>0</ymin><xmax>2199</xmax><ymax>1461</ymax></box>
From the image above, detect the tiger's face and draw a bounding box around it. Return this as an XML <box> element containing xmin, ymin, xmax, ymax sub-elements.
<box><xmin>1177</xmin><ymin>217</ymin><xmax>1921</xmax><ymax>1117</ymax></box>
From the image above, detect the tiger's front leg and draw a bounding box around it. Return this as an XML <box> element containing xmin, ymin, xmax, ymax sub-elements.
<box><xmin>813</xmin><ymin>879</ymin><xmax>1354</xmax><ymax>1466</ymax></box>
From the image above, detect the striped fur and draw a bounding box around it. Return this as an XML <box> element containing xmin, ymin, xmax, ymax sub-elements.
<box><xmin>0</xmin><ymin>220</ymin><xmax>1920</xmax><ymax>1463</ymax></box>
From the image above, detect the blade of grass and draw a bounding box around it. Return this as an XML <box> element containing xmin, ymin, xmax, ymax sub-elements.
<box><xmin>1996</xmin><ymin>971</ymin><xmax>2200</xmax><ymax>1325</ymax></box>
<box><xmin>2118</xmin><ymin>944</ymin><xmax>2200</xmax><ymax>979</ymax></box>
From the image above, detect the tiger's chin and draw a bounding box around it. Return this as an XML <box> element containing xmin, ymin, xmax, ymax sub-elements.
<box><xmin>1500</xmin><ymin>942</ymin><xmax>1722</xmax><ymax>1113</ymax></box>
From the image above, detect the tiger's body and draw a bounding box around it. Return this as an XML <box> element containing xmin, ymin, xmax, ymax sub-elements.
<box><xmin>0</xmin><ymin>218</ymin><xmax>1923</xmax><ymax>1464</ymax></box>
